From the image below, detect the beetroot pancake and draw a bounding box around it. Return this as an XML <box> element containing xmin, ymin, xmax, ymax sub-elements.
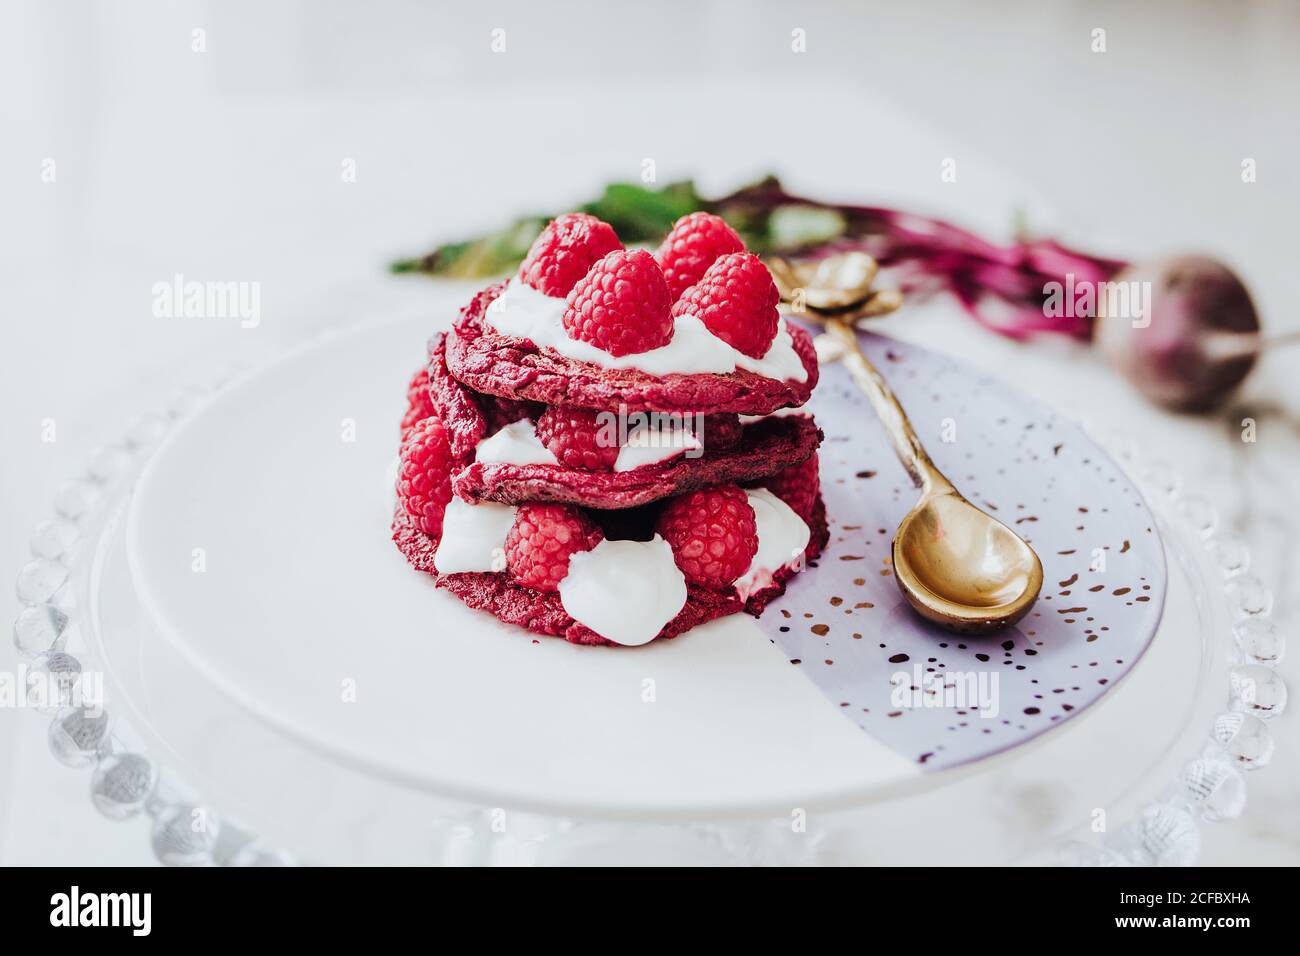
<box><xmin>391</xmin><ymin>492</ymin><xmax>828</xmax><ymax>647</ymax></box>
<box><xmin>454</xmin><ymin>415</ymin><xmax>822</xmax><ymax>509</ymax></box>
<box><xmin>426</xmin><ymin>331</ymin><xmax>824</xmax><ymax>507</ymax></box>
<box><xmin>430</xmin><ymin>332</ymin><xmax>746</xmax><ymax>465</ymax></box>
<box><xmin>446</xmin><ymin>282</ymin><xmax>820</xmax><ymax>416</ymax></box>
<box><xmin>394</xmin><ymin>210</ymin><xmax>835</xmax><ymax>647</ymax></box>
<box><xmin>426</xmin><ymin>333</ymin><xmax>542</xmax><ymax>459</ymax></box>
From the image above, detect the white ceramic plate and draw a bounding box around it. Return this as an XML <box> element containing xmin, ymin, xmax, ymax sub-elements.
<box><xmin>124</xmin><ymin>311</ymin><xmax>1163</xmax><ymax>819</ymax></box>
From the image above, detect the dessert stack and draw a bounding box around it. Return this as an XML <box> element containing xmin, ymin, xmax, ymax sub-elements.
<box><xmin>392</xmin><ymin>212</ymin><xmax>828</xmax><ymax>646</ymax></box>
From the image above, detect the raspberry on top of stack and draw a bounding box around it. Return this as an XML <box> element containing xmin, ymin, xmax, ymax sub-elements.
<box><xmin>393</xmin><ymin>212</ymin><xmax>830</xmax><ymax>647</ymax></box>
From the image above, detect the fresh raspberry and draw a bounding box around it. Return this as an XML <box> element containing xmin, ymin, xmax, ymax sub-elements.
<box><xmin>655</xmin><ymin>484</ymin><xmax>758</xmax><ymax>589</ymax></box>
<box><xmin>671</xmin><ymin>252</ymin><xmax>779</xmax><ymax>359</ymax></box>
<box><xmin>400</xmin><ymin>365</ymin><xmax>435</xmax><ymax>437</ymax></box>
<box><xmin>536</xmin><ymin>406</ymin><xmax>618</xmax><ymax>471</ymax></box>
<box><xmin>397</xmin><ymin>415</ymin><xmax>454</xmax><ymax>537</ymax></box>
<box><xmin>655</xmin><ymin>212</ymin><xmax>745</xmax><ymax>300</ymax></box>
<box><xmin>518</xmin><ymin>213</ymin><xmax>623</xmax><ymax>298</ymax></box>
<box><xmin>763</xmin><ymin>452</ymin><xmax>819</xmax><ymax>524</ymax></box>
<box><xmin>563</xmin><ymin>249</ymin><xmax>674</xmax><ymax>356</ymax></box>
<box><xmin>505</xmin><ymin>503</ymin><xmax>604</xmax><ymax>592</ymax></box>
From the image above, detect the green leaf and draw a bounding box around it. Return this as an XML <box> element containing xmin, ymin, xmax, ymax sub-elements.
<box><xmin>390</xmin><ymin>177</ymin><xmax>785</xmax><ymax>278</ymax></box>
<box><xmin>580</xmin><ymin>181</ymin><xmax>704</xmax><ymax>242</ymax></box>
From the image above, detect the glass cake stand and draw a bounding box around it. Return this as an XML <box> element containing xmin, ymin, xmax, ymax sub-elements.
<box><xmin>12</xmin><ymin>347</ymin><xmax>1286</xmax><ymax>867</ymax></box>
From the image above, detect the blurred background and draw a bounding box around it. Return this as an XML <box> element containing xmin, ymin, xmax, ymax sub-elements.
<box><xmin>2</xmin><ymin>0</ymin><xmax>1296</xmax><ymax>864</ymax></box>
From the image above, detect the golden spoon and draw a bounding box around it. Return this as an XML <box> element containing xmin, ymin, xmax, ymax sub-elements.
<box><xmin>768</xmin><ymin>254</ymin><xmax>1043</xmax><ymax>634</ymax></box>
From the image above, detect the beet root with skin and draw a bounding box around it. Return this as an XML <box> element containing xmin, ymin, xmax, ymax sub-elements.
<box><xmin>1094</xmin><ymin>255</ymin><xmax>1259</xmax><ymax>413</ymax></box>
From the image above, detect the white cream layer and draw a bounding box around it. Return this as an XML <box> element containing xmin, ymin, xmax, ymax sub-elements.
<box><xmin>734</xmin><ymin>488</ymin><xmax>811</xmax><ymax>600</ymax></box>
<box><xmin>428</xmin><ymin>495</ymin><xmax>689</xmax><ymax>646</ymax></box>
<box><xmin>424</xmin><ymin>487</ymin><xmax>809</xmax><ymax>641</ymax></box>
<box><xmin>474</xmin><ymin>416</ymin><xmax>696</xmax><ymax>472</ymax></box>
<box><xmin>474</xmin><ymin>419</ymin><xmax>560</xmax><ymax>466</ymax></box>
<box><xmin>738</xmin><ymin>407</ymin><xmax>805</xmax><ymax>425</ymax></box>
<box><xmin>559</xmin><ymin>536</ymin><xmax>688</xmax><ymax>646</ymax></box>
<box><xmin>433</xmin><ymin>498</ymin><xmax>517</xmax><ymax>574</ymax></box>
<box><xmin>613</xmin><ymin>418</ymin><xmax>702</xmax><ymax>472</ymax></box>
<box><xmin>485</xmin><ymin>279</ymin><xmax>808</xmax><ymax>383</ymax></box>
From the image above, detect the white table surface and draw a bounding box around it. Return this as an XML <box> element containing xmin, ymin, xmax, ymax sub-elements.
<box><xmin>2</xmin><ymin>0</ymin><xmax>1296</xmax><ymax>866</ymax></box>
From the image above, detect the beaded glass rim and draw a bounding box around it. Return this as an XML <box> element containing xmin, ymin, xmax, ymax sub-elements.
<box><xmin>11</xmin><ymin>371</ymin><xmax>1287</xmax><ymax>866</ymax></box>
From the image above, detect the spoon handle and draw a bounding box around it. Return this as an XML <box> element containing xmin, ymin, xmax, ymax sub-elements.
<box><xmin>824</xmin><ymin>318</ymin><xmax>954</xmax><ymax>497</ymax></box>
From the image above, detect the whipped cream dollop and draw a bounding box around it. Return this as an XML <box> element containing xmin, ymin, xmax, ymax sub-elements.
<box><xmin>474</xmin><ymin>419</ymin><xmax>559</xmax><ymax>466</ymax></box>
<box><xmin>613</xmin><ymin>418</ymin><xmax>702</xmax><ymax>472</ymax></box>
<box><xmin>734</xmin><ymin>488</ymin><xmax>811</xmax><ymax>600</ymax></box>
<box><xmin>474</xmin><ymin>415</ymin><xmax>697</xmax><ymax>472</ymax></box>
<box><xmin>485</xmin><ymin>279</ymin><xmax>808</xmax><ymax>383</ymax></box>
<box><xmin>559</xmin><ymin>536</ymin><xmax>688</xmax><ymax>646</ymax></box>
<box><xmin>433</xmin><ymin>498</ymin><xmax>518</xmax><ymax>574</ymax></box>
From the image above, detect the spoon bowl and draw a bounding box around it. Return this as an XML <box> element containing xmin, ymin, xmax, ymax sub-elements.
<box><xmin>892</xmin><ymin>491</ymin><xmax>1043</xmax><ymax>633</ymax></box>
